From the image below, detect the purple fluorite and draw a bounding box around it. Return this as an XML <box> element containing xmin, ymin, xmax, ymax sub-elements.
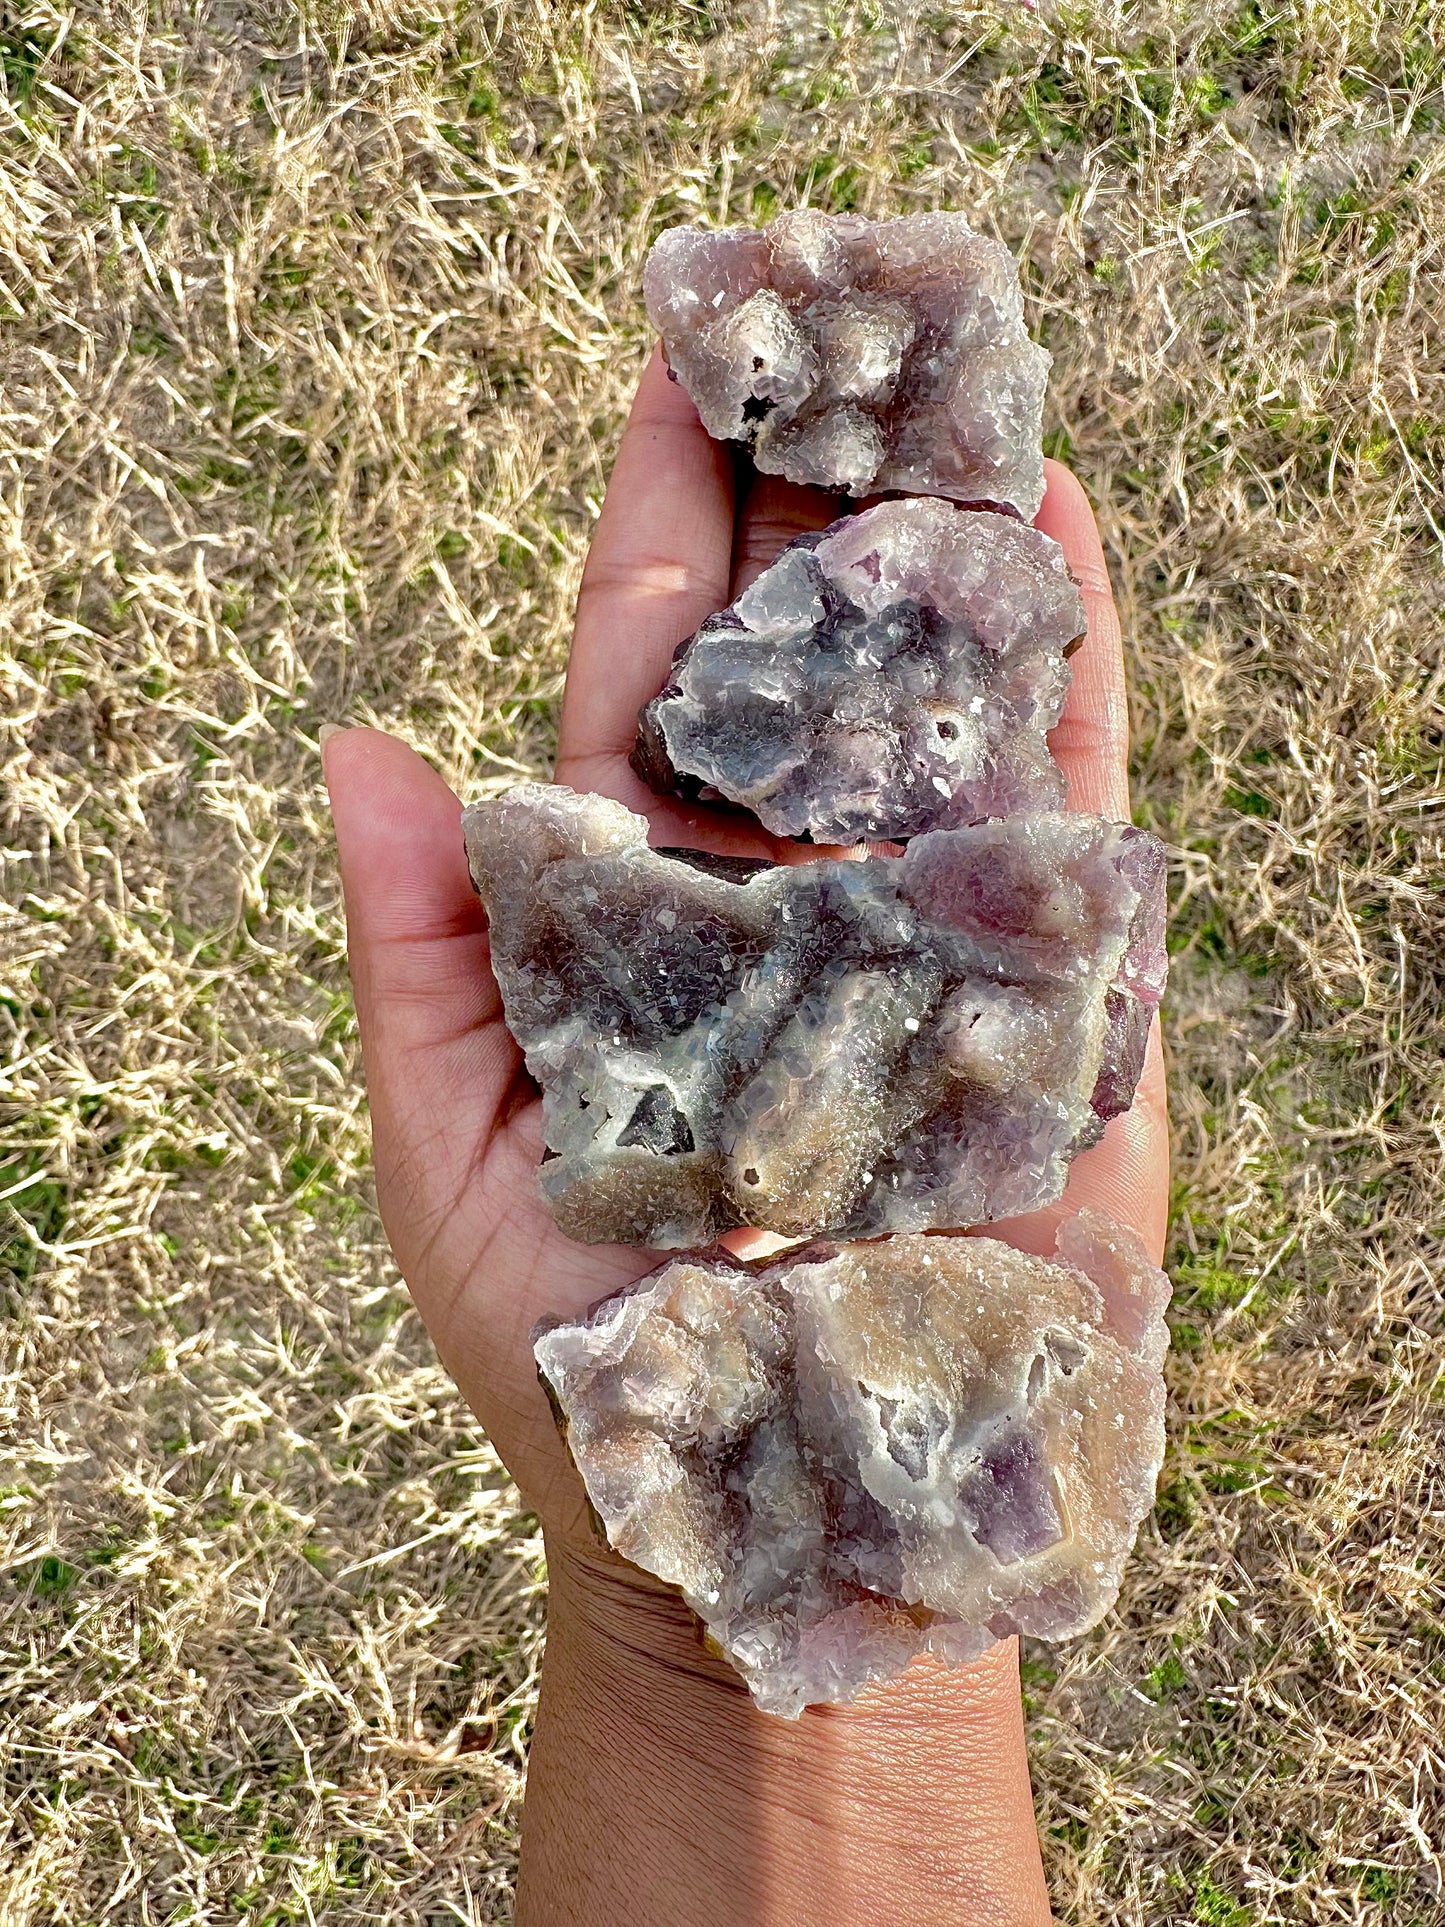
<box><xmin>633</xmin><ymin>499</ymin><xmax>1087</xmax><ymax>844</ymax></box>
<box><xmin>645</xmin><ymin>210</ymin><xmax>1050</xmax><ymax>516</ymax></box>
<box><xmin>463</xmin><ymin>785</ymin><xmax>1166</xmax><ymax>1248</ymax></box>
<box><xmin>535</xmin><ymin>1211</ymin><xmax>1171</xmax><ymax>1715</ymax></box>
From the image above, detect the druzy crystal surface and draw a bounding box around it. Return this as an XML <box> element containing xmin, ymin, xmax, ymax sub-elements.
<box><xmin>463</xmin><ymin>784</ymin><xmax>1166</xmax><ymax>1248</ymax></box>
<box><xmin>633</xmin><ymin>500</ymin><xmax>1087</xmax><ymax>844</ymax></box>
<box><xmin>535</xmin><ymin>1212</ymin><xmax>1170</xmax><ymax>1715</ymax></box>
<box><xmin>644</xmin><ymin>210</ymin><xmax>1050</xmax><ymax>516</ymax></box>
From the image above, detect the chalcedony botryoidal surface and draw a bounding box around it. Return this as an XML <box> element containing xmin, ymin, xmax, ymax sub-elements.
<box><xmin>633</xmin><ymin>499</ymin><xmax>1087</xmax><ymax>845</ymax></box>
<box><xmin>535</xmin><ymin>1212</ymin><xmax>1171</xmax><ymax>1716</ymax></box>
<box><xmin>463</xmin><ymin>784</ymin><xmax>1166</xmax><ymax>1248</ymax></box>
<box><xmin>644</xmin><ymin>209</ymin><xmax>1050</xmax><ymax>516</ymax></box>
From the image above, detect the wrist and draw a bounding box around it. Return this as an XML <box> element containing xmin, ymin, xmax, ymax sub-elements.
<box><xmin>517</xmin><ymin>1533</ymin><xmax>1052</xmax><ymax>1927</ymax></box>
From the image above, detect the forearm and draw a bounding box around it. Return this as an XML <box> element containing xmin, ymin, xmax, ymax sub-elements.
<box><xmin>517</xmin><ymin>1539</ymin><xmax>1052</xmax><ymax>1927</ymax></box>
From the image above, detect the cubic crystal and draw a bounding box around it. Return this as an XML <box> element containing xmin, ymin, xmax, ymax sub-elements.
<box><xmin>535</xmin><ymin>1211</ymin><xmax>1171</xmax><ymax>1716</ymax></box>
<box><xmin>645</xmin><ymin>210</ymin><xmax>1051</xmax><ymax>517</ymax></box>
<box><xmin>633</xmin><ymin>499</ymin><xmax>1087</xmax><ymax>844</ymax></box>
<box><xmin>463</xmin><ymin>785</ymin><xmax>1166</xmax><ymax>1248</ymax></box>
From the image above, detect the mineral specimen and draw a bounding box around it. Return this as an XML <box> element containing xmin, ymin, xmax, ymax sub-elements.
<box><xmin>633</xmin><ymin>499</ymin><xmax>1087</xmax><ymax>844</ymax></box>
<box><xmin>644</xmin><ymin>209</ymin><xmax>1051</xmax><ymax>517</ymax></box>
<box><xmin>535</xmin><ymin>1211</ymin><xmax>1170</xmax><ymax>1716</ymax></box>
<box><xmin>463</xmin><ymin>784</ymin><xmax>1166</xmax><ymax>1248</ymax></box>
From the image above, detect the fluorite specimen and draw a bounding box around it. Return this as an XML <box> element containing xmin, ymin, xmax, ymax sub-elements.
<box><xmin>463</xmin><ymin>784</ymin><xmax>1166</xmax><ymax>1247</ymax></box>
<box><xmin>633</xmin><ymin>499</ymin><xmax>1087</xmax><ymax>844</ymax></box>
<box><xmin>644</xmin><ymin>209</ymin><xmax>1050</xmax><ymax>516</ymax></box>
<box><xmin>535</xmin><ymin>1211</ymin><xmax>1170</xmax><ymax>1715</ymax></box>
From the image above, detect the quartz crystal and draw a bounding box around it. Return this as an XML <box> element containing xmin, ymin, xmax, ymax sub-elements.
<box><xmin>535</xmin><ymin>1211</ymin><xmax>1170</xmax><ymax>1716</ymax></box>
<box><xmin>633</xmin><ymin>499</ymin><xmax>1087</xmax><ymax>844</ymax></box>
<box><xmin>644</xmin><ymin>210</ymin><xmax>1051</xmax><ymax>517</ymax></box>
<box><xmin>463</xmin><ymin>785</ymin><xmax>1166</xmax><ymax>1247</ymax></box>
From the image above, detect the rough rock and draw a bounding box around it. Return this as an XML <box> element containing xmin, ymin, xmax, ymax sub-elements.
<box><xmin>463</xmin><ymin>784</ymin><xmax>1166</xmax><ymax>1247</ymax></box>
<box><xmin>535</xmin><ymin>1211</ymin><xmax>1171</xmax><ymax>1715</ymax></box>
<box><xmin>633</xmin><ymin>499</ymin><xmax>1087</xmax><ymax>844</ymax></box>
<box><xmin>644</xmin><ymin>209</ymin><xmax>1050</xmax><ymax>517</ymax></box>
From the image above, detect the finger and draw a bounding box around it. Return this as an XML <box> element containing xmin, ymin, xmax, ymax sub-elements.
<box><xmin>324</xmin><ymin>726</ymin><xmax>518</xmax><ymax>1129</ymax></box>
<box><xmin>556</xmin><ymin>348</ymin><xmax>736</xmax><ymax>786</ymax></box>
<box><xmin>730</xmin><ymin>471</ymin><xmax>843</xmax><ymax>595</ymax></box>
<box><xmin>1037</xmin><ymin>459</ymin><xmax>1131</xmax><ymax>823</ymax></box>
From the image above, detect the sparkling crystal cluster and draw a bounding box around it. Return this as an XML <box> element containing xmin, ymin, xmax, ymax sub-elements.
<box><xmin>457</xmin><ymin>209</ymin><xmax>1172</xmax><ymax>1712</ymax></box>
<box><xmin>463</xmin><ymin>785</ymin><xmax>1166</xmax><ymax>1248</ymax></box>
<box><xmin>633</xmin><ymin>499</ymin><xmax>1087</xmax><ymax>845</ymax></box>
<box><xmin>644</xmin><ymin>209</ymin><xmax>1050</xmax><ymax>516</ymax></box>
<box><xmin>535</xmin><ymin>1212</ymin><xmax>1171</xmax><ymax>1716</ymax></box>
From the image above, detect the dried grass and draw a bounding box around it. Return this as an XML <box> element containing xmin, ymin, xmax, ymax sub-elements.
<box><xmin>1</xmin><ymin>2</ymin><xmax>1442</xmax><ymax>1921</ymax></box>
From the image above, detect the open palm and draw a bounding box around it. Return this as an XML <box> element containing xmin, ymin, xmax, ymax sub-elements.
<box><xmin>324</xmin><ymin>348</ymin><xmax>1169</xmax><ymax>1555</ymax></box>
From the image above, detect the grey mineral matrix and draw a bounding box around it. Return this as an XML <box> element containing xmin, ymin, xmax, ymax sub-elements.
<box><xmin>535</xmin><ymin>1212</ymin><xmax>1171</xmax><ymax>1716</ymax></box>
<box><xmin>644</xmin><ymin>208</ymin><xmax>1050</xmax><ymax>517</ymax></box>
<box><xmin>462</xmin><ymin>784</ymin><xmax>1166</xmax><ymax>1248</ymax></box>
<box><xmin>633</xmin><ymin>499</ymin><xmax>1088</xmax><ymax>845</ymax></box>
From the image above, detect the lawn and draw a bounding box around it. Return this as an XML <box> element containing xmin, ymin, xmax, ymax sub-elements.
<box><xmin>1</xmin><ymin>2</ymin><xmax>1442</xmax><ymax>1921</ymax></box>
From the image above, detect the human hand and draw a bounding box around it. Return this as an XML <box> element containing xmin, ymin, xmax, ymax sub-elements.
<box><xmin>324</xmin><ymin>348</ymin><xmax>1168</xmax><ymax>1555</ymax></box>
<box><xmin>325</xmin><ymin>346</ymin><xmax>1169</xmax><ymax>1927</ymax></box>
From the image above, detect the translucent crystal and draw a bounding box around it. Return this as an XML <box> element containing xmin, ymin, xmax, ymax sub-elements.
<box><xmin>633</xmin><ymin>500</ymin><xmax>1087</xmax><ymax>844</ymax></box>
<box><xmin>645</xmin><ymin>210</ymin><xmax>1051</xmax><ymax>517</ymax></box>
<box><xmin>463</xmin><ymin>785</ymin><xmax>1167</xmax><ymax>1248</ymax></box>
<box><xmin>534</xmin><ymin>1210</ymin><xmax>1171</xmax><ymax>1716</ymax></box>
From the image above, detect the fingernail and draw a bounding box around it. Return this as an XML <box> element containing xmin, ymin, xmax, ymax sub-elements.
<box><xmin>318</xmin><ymin>722</ymin><xmax>343</xmax><ymax>775</ymax></box>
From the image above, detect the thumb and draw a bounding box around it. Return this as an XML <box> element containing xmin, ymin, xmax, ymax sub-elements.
<box><xmin>324</xmin><ymin>726</ymin><xmax>519</xmax><ymax>1194</ymax></box>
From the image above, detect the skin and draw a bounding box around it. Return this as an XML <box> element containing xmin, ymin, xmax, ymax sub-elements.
<box><xmin>324</xmin><ymin>348</ymin><xmax>1170</xmax><ymax>1927</ymax></box>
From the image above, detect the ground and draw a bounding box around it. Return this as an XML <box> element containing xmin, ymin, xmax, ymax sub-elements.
<box><xmin>1</xmin><ymin>2</ymin><xmax>1442</xmax><ymax>1922</ymax></box>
